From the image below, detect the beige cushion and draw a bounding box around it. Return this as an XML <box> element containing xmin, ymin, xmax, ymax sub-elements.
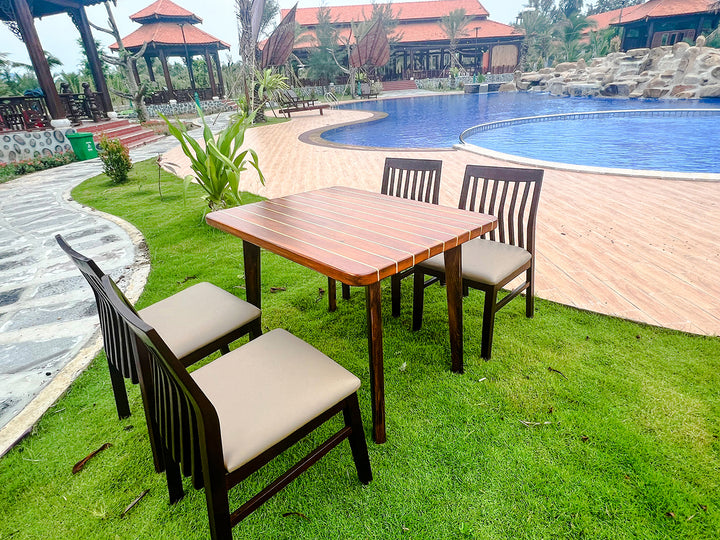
<box><xmin>419</xmin><ymin>238</ymin><xmax>532</xmax><ymax>286</ymax></box>
<box><xmin>139</xmin><ymin>282</ymin><xmax>260</xmax><ymax>360</ymax></box>
<box><xmin>191</xmin><ymin>329</ymin><xmax>361</xmax><ymax>473</ymax></box>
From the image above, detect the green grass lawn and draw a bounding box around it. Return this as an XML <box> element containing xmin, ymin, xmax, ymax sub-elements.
<box><xmin>1</xmin><ymin>160</ymin><xmax>718</xmax><ymax>539</ymax></box>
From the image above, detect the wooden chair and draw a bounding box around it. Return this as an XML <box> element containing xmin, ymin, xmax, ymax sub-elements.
<box><xmin>328</xmin><ymin>157</ymin><xmax>443</xmax><ymax>316</ymax></box>
<box><xmin>100</xmin><ymin>274</ymin><xmax>372</xmax><ymax>539</ymax></box>
<box><xmin>56</xmin><ymin>234</ymin><xmax>261</xmax><ymax>471</ymax></box>
<box><xmin>411</xmin><ymin>165</ymin><xmax>543</xmax><ymax>359</ymax></box>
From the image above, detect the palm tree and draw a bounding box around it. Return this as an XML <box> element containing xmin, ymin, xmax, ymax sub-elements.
<box><xmin>439</xmin><ymin>8</ymin><xmax>470</xmax><ymax>70</ymax></box>
<box><xmin>553</xmin><ymin>12</ymin><xmax>596</xmax><ymax>62</ymax></box>
<box><xmin>515</xmin><ymin>8</ymin><xmax>555</xmax><ymax>70</ymax></box>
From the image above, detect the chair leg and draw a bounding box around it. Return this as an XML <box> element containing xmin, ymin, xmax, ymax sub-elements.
<box><xmin>327</xmin><ymin>277</ymin><xmax>337</xmax><ymax>312</ymax></box>
<box><xmin>391</xmin><ymin>274</ymin><xmax>401</xmax><ymax>317</ymax></box>
<box><xmin>481</xmin><ymin>289</ymin><xmax>498</xmax><ymax>360</ymax></box>
<box><xmin>343</xmin><ymin>393</ymin><xmax>372</xmax><ymax>484</ymax></box>
<box><xmin>526</xmin><ymin>267</ymin><xmax>535</xmax><ymax>318</ymax></box>
<box><xmin>412</xmin><ymin>269</ymin><xmax>425</xmax><ymax>332</ymax></box>
<box><xmin>164</xmin><ymin>446</ymin><xmax>184</xmax><ymax>504</ymax></box>
<box><xmin>342</xmin><ymin>283</ymin><xmax>351</xmax><ymax>300</ymax></box>
<box><xmin>249</xmin><ymin>319</ymin><xmax>262</xmax><ymax>341</ymax></box>
<box><xmin>204</xmin><ymin>468</ymin><xmax>233</xmax><ymax>540</ymax></box>
<box><xmin>108</xmin><ymin>361</ymin><xmax>131</xmax><ymax>420</ymax></box>
<box><xmin>220</xmin><ymin>344</ymin><xmax>230</xmax><ymax>355</ymax></box>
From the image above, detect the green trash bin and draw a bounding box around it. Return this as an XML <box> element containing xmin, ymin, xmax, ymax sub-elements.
<box><xmin>66</xmin><ymin>132</ymin><xmax>98</xmax><ymax>161</ymax></box>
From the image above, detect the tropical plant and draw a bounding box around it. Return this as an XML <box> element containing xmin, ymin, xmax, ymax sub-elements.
<box><xmin>515</xmin><ymin>7</ymin><xmax>555</xmax><ymax>70</ymax></box>
<box><xmin>439</xmin><ymin>8</ymin><xmax>470</xmax><ymax>70</ymax></box>
<box><xmin>553</xmin><ymin>12</ymin><xmax>596</xmax><ymax>62</ymax></box>
<box><xmin>160</xmin><ymin>107</ymin><xmax>264</xmax><ymax>211</ymax></box>
<box><xmin>254</xmin><ymin>68</ymin><xmax>289</xmax><ymax>106</ymax></box>
<box><xmin>98</xmin><ymin>135</ymin><xmax>132</xmax><ymax>184</ymax></box>
<box><xmin>586</xmin><ymin>0</ymin><xmax>644</xmax><ymax>15</ymax></box>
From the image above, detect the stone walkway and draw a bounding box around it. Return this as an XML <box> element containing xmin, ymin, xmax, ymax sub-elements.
<box><xmin>0</xmin><ymin>115</ymin><xmax>232</xmax><ymax>455</ymax></box>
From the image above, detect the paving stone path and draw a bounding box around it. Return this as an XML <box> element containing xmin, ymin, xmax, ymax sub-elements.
<box><xmin>0</xmin><ymin>114</ymin><xmax>231</xmax><ymax>453</ymax></box>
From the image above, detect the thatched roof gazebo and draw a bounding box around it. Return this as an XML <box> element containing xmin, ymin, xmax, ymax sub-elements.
<box><xmin>111</xmin><ymin>0</ymin><xmax>230</xmax><ymax>102</ymax></box>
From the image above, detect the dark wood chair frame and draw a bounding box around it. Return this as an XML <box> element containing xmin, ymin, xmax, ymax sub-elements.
<box><xmin>412</xmin><ymin>165</ymin><xmax>544</xmax><ymax>359</ymax></box>
<box><xmin>327</xmin><ymin>157</ymin><xmax>443</xmax><ymax>316</ymax></box>
<box><xmin>56</xmin><ymin>234</ymin><xmax>261</xmax><ymax>472</ymax></box>
<box><xmin>101</xmin><ymin>275</ymin><xmax>372</xmax><ymax>540</ymax></box>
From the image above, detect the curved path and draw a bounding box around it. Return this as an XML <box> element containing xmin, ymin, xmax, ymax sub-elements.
<box><xmin>0</xmin><ymin>116</ymin><xmax>230</xmax><ymax>456</ymax></box>
<box><xmin>166</xmin><ymin>106</ymin><xmax>720</xmax><ymax>336</ymax></box>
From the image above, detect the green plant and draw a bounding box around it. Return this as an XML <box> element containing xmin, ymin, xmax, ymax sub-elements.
<box><xmin>0</xmin><ymin>151</ymin><xmax>77</xmax><ymax>183</ymax></box>
<box><xmin>160</xmin><ymin>106</ymin><xmax>264</xmax><ymax>211</ymax></box>
<box><xmin>98</xmin><ymin>135</ymin><xmax>132</xmax><ymax>184</ymax></box>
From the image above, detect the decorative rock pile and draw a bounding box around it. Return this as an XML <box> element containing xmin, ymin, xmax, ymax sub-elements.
<box><xmin>507</xmin><ymin>39</ymin><xmax>720</xmax><ymax>99</ymax></box>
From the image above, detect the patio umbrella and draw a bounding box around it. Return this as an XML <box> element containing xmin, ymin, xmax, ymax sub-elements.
<box><xmin>260</xmin><ymin>4</ymin><xmax>297</xmax><ymax>68</ymax></box>
<box><xmin>349</xmin><ymin>19</ymin><xmax>390</xmax><ymax>68</ymax></box>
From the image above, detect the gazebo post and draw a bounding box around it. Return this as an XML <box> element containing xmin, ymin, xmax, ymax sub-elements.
<box><xmin>213</xmin><ymin>52</ymin><xmax>225</xmax><ymax>98</ymax></box>
<box><xmin>204</xmin><ymin>50</ymin><xmax>217</xmax><ymax>97</ymax></box>
<box><xmin>72</xmin><ymin>6</ymin><xmax>114</xmax><ymax>114</ymax></box>
<box><xmin>158</xmin><ymin>49</ymin><xmax>174</xmax><ymax>93</ymax></box>
<box><xmin>10</xmin><ymin>0</ymin><xmax>67</xmax><ymax>123</ymax></box>
<box><xmin>145</xmin><ymin>56</ymin><xmax>156</xmax><ymax>82</ymax></box>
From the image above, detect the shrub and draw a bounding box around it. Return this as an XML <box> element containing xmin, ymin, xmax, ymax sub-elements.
<box><xmin>0</xmin><ymin>151</ymin><xmax>77</xmax><ymax>183</ymax></box>
<box><xmin>98</xmin><ymin>135</ymin><xmax>132</xmax><ymax>184</ymax></box>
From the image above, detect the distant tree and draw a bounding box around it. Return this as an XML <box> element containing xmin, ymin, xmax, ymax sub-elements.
<box><xmin>553</xmin><ymin>12</ymin><xmax>596</xmax><ymax>61</ymax></box>
<box><xmin>77</xmin><ymin>37</ymin><xmax>109</xmax><ymax>77</ymax></box>
<box><xmin>305</xmin><ymin>4</ymin><xmax>341</xmax><ymax>86</ymax></box>
<box><xmin>586</xmin><ymin>0</ymin><xmax>644</xmax><ymax>16</ymax></box>
<box><xmin>439</xmin><ymin>8</ymin><xmax>471</xmax><ymax>70</ymax></box>
<box><xmin>515</xmin><ymin>7</ymin><xmax>554</xmax><ymax>70</ymax></box>
<box><xmin>558</xmin><ymin>0</ymin><xmax>583</xmax><ymax>17</ymax></box>
<box><xmin>587</xmin><ymin>27</ymin><xmax>619</xmax><ymax>58</ymax></box>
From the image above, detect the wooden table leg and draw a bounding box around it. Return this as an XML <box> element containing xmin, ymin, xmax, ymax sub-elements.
<box><xmin>243</xmin><ymin>241</ymin><xmax>261</xmax><ymax>309</ymax></box>
<box><xmin>365</xmin><ymin>281</ymin><xmax>385</xmax><ymax>443</ymax></box>
<box><xmin>444</xmin><ymin>245</ymin><xmax>463</xmax><ymax>374</ymax></box>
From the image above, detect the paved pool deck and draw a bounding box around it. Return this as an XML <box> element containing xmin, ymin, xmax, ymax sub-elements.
<box><xmin>1</xmin><ymin>96</ymin><xmax>719</xmax><ymax>456</ymax></box>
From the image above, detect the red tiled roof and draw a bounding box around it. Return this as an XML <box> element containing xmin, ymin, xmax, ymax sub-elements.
<box><xmin>110</xmin><ymin>22</ymin><xmax>229</xmax><ymax>50</ymax></box>
<box><xmin>295</xmin><ymin>18</ymin><xmax>521</xmax><ymax>49</ymax></box>
<box><xmin>609</xmin><ymin>0</ymin><xmax>718</xmax><ymax>24</ymax></box>
<box><xmin>286</xmin><ymin>0</ymin><xmax>490</xmax><ymax>26</ymax></box>
<box><xmin>130</xmin><ymin>0</ymin><xmax>202</xmax><ymax>24</ymax></box>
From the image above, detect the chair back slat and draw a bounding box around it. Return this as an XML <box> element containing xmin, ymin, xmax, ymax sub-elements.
<box><xmin>100</xmin><ymin>275</ymin><xmax>222</xmax><ymax>487</ymax></box>
<box><xmin>381</xmin><ymin>157</ymin><xmax>442</xmax><ymax>204</ymax></box>
<box><xmin>458</xmin><ymin>165</ymin><xmax>543</xmax><ymax>252</ymax></box>
<box><xmin>56</xmin><ymin>234</ymin><xmax>140</xmax><ymax>384</ymax></box>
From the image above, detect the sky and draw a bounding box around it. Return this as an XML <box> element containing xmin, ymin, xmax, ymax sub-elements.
<box><xmin>1</xmin><ymin>0</ymin><xmax>527</xmax><ymax>72</ymax></box>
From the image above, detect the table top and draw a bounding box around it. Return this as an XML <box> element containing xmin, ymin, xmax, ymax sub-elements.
<box><xmin>206</xmin><ymin>186</ymin><xmax>497</xmax><ymax>286</ymax></box>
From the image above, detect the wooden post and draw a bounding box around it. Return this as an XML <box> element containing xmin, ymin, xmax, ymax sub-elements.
<box><xmin>145</xmin><ymin>56</ymin><xmax>156</xmax><ymax>82</ymax></box>
<box><xmin>213</xmin><ymin>52</ymin><xmax>225</xmax><ymax>97</ymax></box>
<box><xmin>158</xmin><ymin>49</ymin><xmax>174</xmax><ymax>93</ymax></box>
<box><xmin>131</xmin><ymin>60</ymin><xmax>140</xmax><ymax>85</ymax></box>
<box><xmin>73</xmin><ymin>6</ymin><xmax>113</xmax><ymax>113</ymax></box>
<box><xmin>205</xmin><ymin>50</ymin><xmax>217</xmax><ymax>97</ymax></box>
<box><xmin>11</xmin><ymin>0</ymin><xmax>65</xmax><ymax>121</ymax></box>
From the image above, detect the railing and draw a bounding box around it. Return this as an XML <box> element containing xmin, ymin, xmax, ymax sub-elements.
<box><xmin>459</xmin><ymin>108</ymin><xmax>720</xmax><ymax>144</ymax></box>
<box><xmin>59</xmin><ymin>83</ymin><xmax>108</xmax><ymax>125</ymax></box>
<box><xmin>0</xmin><ymin>96</ymin><xmax>52</xmax><ymax>131</ymax></box>
<box><xmin>144</xmin><ymin>88</ymin><xmax>215</xmax><ymax>105</ymax></box>
<box><xmin>324</xmin><ymin>91</ymin><xmax>340</xmax><ymax>107</ymax></box>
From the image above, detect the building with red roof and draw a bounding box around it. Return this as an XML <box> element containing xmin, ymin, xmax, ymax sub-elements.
<box><xmin>111</xmin><ymin>0</ymin><xmax>229</xmax><ymax>101</ymax></box>
<box><xmin>283</xmin><ymin>0</ymin><xmax>524</xmax><ymax>79</ymax></box>
<box><xmin>589</xmin><ymin>0</ymin><xmax>720</xmax><ymax>50</ymax></box>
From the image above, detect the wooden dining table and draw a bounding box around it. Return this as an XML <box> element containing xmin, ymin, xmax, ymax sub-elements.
<box><xmin>206</xmin><ymin>186</ymin><xmax>497</xmax><ymax>443</ymax></box>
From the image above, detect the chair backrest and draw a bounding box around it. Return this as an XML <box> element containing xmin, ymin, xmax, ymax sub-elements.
<box><xmin>55</xmin><ymin>234</ymin><xmax>139</xmax><ymax>383</ymax></box>
<box><xmin>458</xmin><ymin>165</ymin><xmax>543</xmax><ymax>253</ymax></box>
<box><xmin>100</xmin><ymin>274</ymin><xmax>219</xmax><ymax>487</ymax></box>
<box><xmin>381</xmin><ymin>157</ymin><xmax>442</xmax><ymax>204</ymax></box>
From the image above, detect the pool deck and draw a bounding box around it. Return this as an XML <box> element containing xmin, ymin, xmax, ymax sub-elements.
<box><xmin>166</xmin><ymin>107</ymin><xmax>720</xmax><ymax>336</ymax></box>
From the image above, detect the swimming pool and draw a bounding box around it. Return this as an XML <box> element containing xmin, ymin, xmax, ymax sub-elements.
<box><xmin>323</xmin><ymin>93</ymin><xmax>720</xmax><ymax>173</ymax></box>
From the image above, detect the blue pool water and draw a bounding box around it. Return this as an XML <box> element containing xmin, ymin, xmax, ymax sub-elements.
<box><xmin>323</xmin><ymin>93</ymin><xmax>720</xmax><ymax>173</ymax></box>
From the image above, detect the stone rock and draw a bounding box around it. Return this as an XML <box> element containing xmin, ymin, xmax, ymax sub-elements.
<box><xmin>673</xmin><ymin>91</ymin><xmax>696</xmax><ymax>99</ymax></box>
<box><xmin>576</xmin><ymin>58</ymin><xmax>587</xmax><ymax>70</ymax></box>
<box><xmin>697</xmin><ymin>85</ymin><xmax>720</xmax><ymax>98</ymax></box>
<box><xmin>555</xmin><ymin>62</ymin><xmax>577</xmax><ymax>72</ymax></box>
<box><xmin>601</xmin><ymin>83</ymin><xmax>632</xmax><ymax>97</ymax></box>
<box><xmin>683</xmin><ymin>75</ymin><xmax>702</xmax><ymax>85</ymax></box>
<box><xmin>673</xmin><ymin>42</ymin><xmax>691</xmax><ymax>55</ymax></box>
<box><xmin>499</xmin><ymin>82</ymin><xmax>517</xmax><ymax>92</ymax></box>
<box><xmin>521</xmin><ymin>73</ymin><xmax>545</xmax><ymax>83</ymax></box>
<box><xmin>567</xmin><ymin>83</ymin><xmax>601</xmax><ymax>97</ymax></box>
<box><xmin>712</xmin><ymin>66</ymin><xmax>720</xmax><ymax>80</ymax></box>
<box><xmin>547</xmin><ymin>81</ymin><xmax>566</xmax><ymax>95</ymax></box>
<box><xmin>539</xmin><ymin>67</ymin><xmax>554</xmax><ymax>74</ymax></box>
<box><xmin>696</xmin><ymin>35</ymin><xmax>706</xmax><ymax>48</ymax></box>
<box><xmin>647</xmin><ymin>77</ymin><xmax>666</xmax><ymax>88</ymax></box>
<box><xmin>516</xmin><ymin>80</ymin><xmax>531</xmax><ymax>91</ymax></box>
<box><xmin>643</xmin><ymin>87</ymin><xmax>669</xmax><ymax>98</ymax></box>
<box><xmin>670</xmin><ymin>85</ymin><xmax>696</xmax><ymax>96</ymax></box>
<box><xmin>627</xmin><ymin>48</ymin><xmax>650</xmax><ymax>58</ymax></box>
<box><xmin>661</xmin><ymin>70</ymin><xmax>676</xmax><ymax>79</ymax></box>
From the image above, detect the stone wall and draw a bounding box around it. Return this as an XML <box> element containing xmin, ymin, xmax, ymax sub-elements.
<box><xmin>1</xmin><ymin>129</ymin><xmax>76</xmax><ymax>163</ymax></box>
<box><xmin>117</xmin><ymin>99</ymin><xmax>236</xmax><ymax>119</ymax></box>
<box><xmin>415</xmin><ymin>73</ymin><xmax>514</xmax><ymax>91</ymax></box>
<box><xmin>509</xmin><ymin>41</ymin><xmax>720</xmax><ymax>99</ymax></box>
